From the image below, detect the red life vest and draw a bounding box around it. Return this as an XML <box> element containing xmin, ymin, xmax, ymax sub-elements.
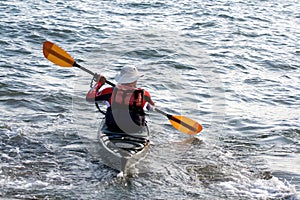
<box><xmin>111</xmin><ymin>84</ymin><xmax>145</xmax><ymax>113</ymax></box>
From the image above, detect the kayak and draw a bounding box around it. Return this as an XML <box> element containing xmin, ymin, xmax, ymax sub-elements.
<box><xmin>97</xmin><ymin>119</ymin><xmax>150</xmax><ymax>175</ymax></box>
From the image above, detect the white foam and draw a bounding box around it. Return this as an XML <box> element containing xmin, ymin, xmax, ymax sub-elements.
<box><xmin>117</xmin><ymin>171</ymin><xmax>124</xmax><ymax>178</ymax></box>
<box><xmin>218</xmin><ymin>176</ymin><xmax>299</xmax><ymax>199</ymax></box>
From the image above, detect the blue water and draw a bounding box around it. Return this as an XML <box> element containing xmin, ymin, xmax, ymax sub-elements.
<box><xmin>1</xmin><ymin>0</ymin><xmax>299</xmax><ymax>199</ymax></box>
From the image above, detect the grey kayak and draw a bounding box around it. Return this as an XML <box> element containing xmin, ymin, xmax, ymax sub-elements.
<box><xmin>97</xmin><ymin>120</ymin><xmax>150</xmax><ymax>175</ymax></box>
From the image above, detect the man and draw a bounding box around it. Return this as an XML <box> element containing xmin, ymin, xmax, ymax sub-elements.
<box><xmin>86</xmin><ymin>66</ymin><xmax>155</xmax><ymax>133</ymax></box>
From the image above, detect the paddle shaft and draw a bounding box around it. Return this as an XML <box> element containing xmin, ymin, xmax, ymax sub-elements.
<box><xmin>74</xmin><ymin>62</ymin><xmax>115</xmax><ymax>86</ymax></box>
<box><xmin>154</xmin><ymin>107</ymin><xmax>170</xmax><ymax>118</ymax></box>
<box><xmin>75</xmin><ymin>63</ymin><xmax>192</xmax><ymax>130</ymax></box>
<box><xmin>76</xmin><ymin>63</ymin><xmax>183</xmax><ymax>127</ymax></box>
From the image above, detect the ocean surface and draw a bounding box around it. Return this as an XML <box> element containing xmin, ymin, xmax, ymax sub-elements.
<box><xmin>1</xmin><ymin>0</ymin><xmax>299</xmax><ymax>199</ymax></box>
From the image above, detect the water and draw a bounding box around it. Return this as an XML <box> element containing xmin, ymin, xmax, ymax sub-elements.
<box><xmin>1</xmin><ymin>0</ymin><xmax>299</xmax><ymax>199</ymax></box>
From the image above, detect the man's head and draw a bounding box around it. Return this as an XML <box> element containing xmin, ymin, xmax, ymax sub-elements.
<box><xmin>115</xmin><ymin>66</ymin><xmax>142</xmax><ymax>85</ymax></box>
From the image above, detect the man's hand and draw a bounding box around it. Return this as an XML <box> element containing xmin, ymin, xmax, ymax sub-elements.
<box><xmin>94</xmin><ymin>73</ymin><xmax>106</xmax><ymax>84</ymax></box>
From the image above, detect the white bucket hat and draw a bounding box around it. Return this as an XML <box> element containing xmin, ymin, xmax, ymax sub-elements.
<box><xmin>114</xmin><ymin>66</ymin><xmax>142</xmax><ymax>84</ymax></box>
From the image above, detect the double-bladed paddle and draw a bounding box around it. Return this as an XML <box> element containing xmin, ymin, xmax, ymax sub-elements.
<box><xmin>43</xmin><ymin>40</ymin><xmax>203</xmax><ymax>135</ymax></box>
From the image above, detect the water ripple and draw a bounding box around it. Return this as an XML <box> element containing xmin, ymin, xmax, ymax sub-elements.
<box><xmin>0</xmin><ymin>0</ymin><xmax>299</xmax><ymax>199</ymax></box>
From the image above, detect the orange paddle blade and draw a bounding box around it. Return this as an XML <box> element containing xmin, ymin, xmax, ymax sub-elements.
<box><xmin>169</xmin><ymin>115</ymin><xmax>203</xmax><ymax>135</ymax></box>
<box><xmin>43</xmin><ymin>41</ymin><xmax>75</xmax><ymax>67</ymax></box>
